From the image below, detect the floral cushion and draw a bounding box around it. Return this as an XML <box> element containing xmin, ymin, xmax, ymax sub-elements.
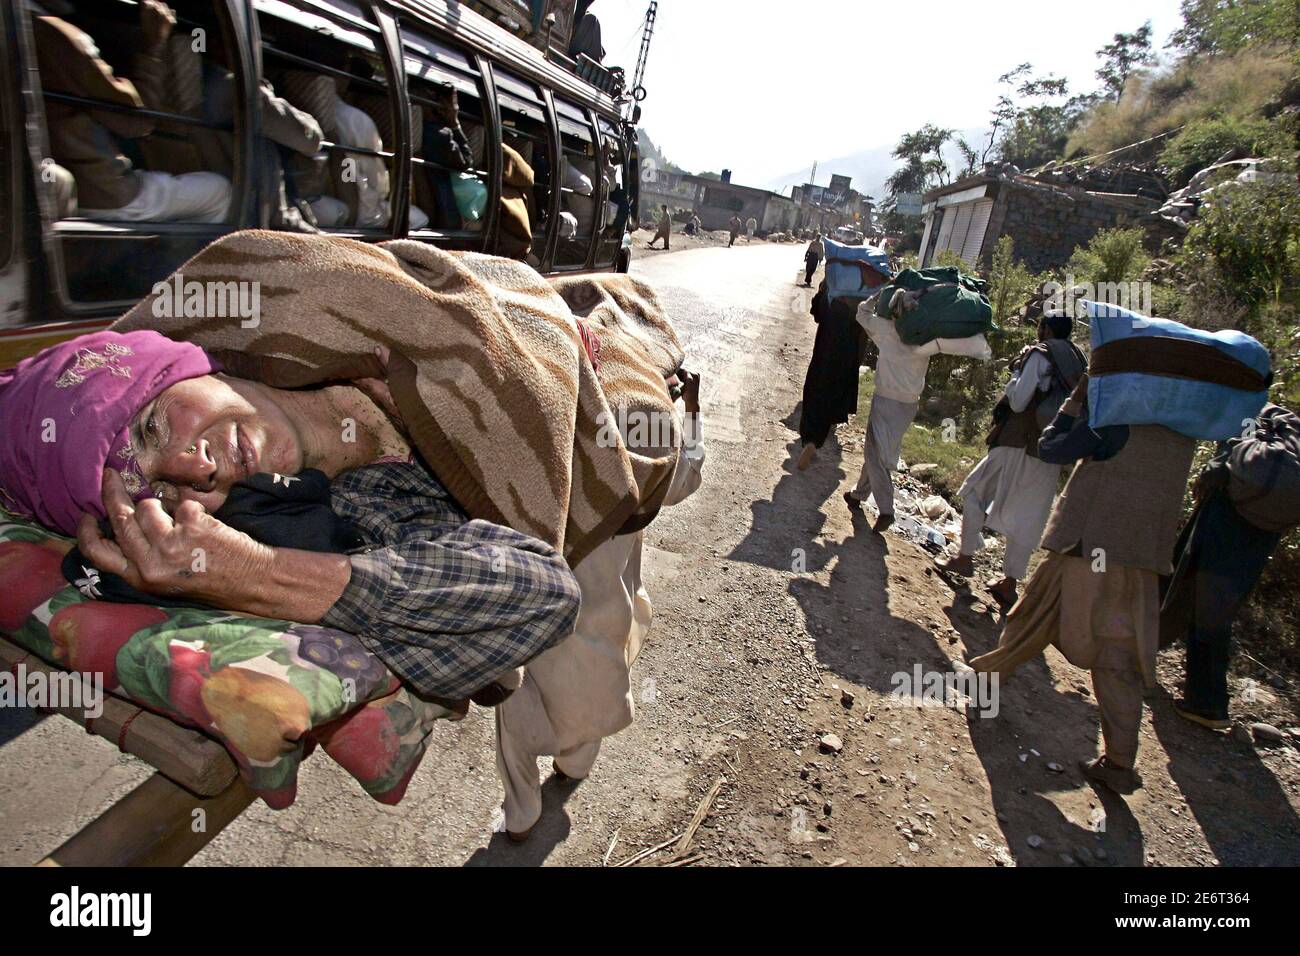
<box><xmin>0</xmin><ymin>509</ymin><xmax>455</xmax><ymax>808</ymax></box>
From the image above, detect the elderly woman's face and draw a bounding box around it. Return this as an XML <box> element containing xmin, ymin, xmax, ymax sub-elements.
<box><xmin>128</xmin><ymin>374</ymin><xmax>303</xmax><ymax>513</ymax></box>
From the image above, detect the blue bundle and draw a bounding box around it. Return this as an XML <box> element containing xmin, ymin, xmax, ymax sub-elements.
<box><xmin>822</xmin><ymin>237</ymin><xmax>892</xmax><ymax>304</ymax></box>
<box><xmin>1085</xmin><ymin>300</ymin><xmax>1271</xmax><ymax>441</ymax></box>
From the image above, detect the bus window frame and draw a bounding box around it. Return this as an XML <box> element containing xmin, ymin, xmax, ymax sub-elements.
<box><xmin>592</xmin><ymin>113</ymin><xmax>630</xmax><ymax>271</ymax></box>
<box><xmin>0</xmin><ymin>0</ymin><xmax>18</xmax><ymax>273</ymax></box>
<box><xmin>395</xmin><ymin>16</ymin><xmax>497</xmax><ymax>250</ymax></box>
<box><xmin>21</xmin><ymin>0</ymin><xmax>255</xmax><ymax>318</ymax></box>
<box><xmin>488</xmin><ymin>63</ymin><xmax>560</xmax><ymax>271</ymax></box>
<box><xmin>256</xmin><ymin>0</ymin><xmax>406</xmax><ymax>240</ymax></box>
<box><xmin>551</xmin><ymin>94</ymin><xmax>601</xmax><ymax>273</ymax></box>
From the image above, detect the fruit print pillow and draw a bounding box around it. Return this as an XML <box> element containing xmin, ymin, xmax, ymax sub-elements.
<box><xmin>0</xmin><ymin>509</ymin><xmax>456</xmax><ymax>807</ymax></box>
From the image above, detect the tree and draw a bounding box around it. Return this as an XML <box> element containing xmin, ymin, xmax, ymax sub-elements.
<box><xmin>957</xmin><ymin>64</ymin><xmax>1076</xmax><ymax>173</ymax></box>
<box><xmin>1170</xmin><ymin>0</ymin><xmax>1300</xmax><ymax>56</ymax></box>
<box><xmin>1096</xmin><ymin>21</ymin><xmax>1156</xmax><ymax>100</ymax></box>
<box><xmin>886</xmin><ymin>124</ymin><xmax>955</xmax><ymax>197</ymax></box>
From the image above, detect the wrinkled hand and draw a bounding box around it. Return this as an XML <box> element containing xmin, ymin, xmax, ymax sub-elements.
<box><xmin>77</xmin><ymin>469</ymin><xmax>274</xmax><ymax>608</ymax></box>
<box><xmin>140</xmin><ymin>0</ymin><xmax>177</xmax><ymax>51</ymax></box>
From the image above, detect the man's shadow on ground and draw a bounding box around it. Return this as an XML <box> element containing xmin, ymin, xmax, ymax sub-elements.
<box><xmin>1149</xmin><ymin>692</ymin><xmax>1300</xmax><ymax>865</ymax></box>
<box><xmin>728</xmin><ymin>426</ymin><xmax>847</xmax><ymax>576</ymax></box>
<box><xmin>464</xmin><ymin>772</ymin><xmax>581</xmax><ymax>866</ymax></box>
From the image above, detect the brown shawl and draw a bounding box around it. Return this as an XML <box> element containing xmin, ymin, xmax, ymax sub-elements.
<box><xmin>112</xmin><ymin>230</ymin><xmax>683</xmax><ymax>565</ymax></box>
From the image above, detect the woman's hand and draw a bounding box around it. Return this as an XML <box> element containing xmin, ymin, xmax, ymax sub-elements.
<box><xmin>78</xmin><ymin>469</ymin><xmax>275</xmax><ymax>608</ymax></box>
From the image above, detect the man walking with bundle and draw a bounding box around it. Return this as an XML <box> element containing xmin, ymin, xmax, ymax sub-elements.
<box><xmin>936</xmin><ymin>311</ymin><xmax>1085</xmax><ymax>609</ymax></box>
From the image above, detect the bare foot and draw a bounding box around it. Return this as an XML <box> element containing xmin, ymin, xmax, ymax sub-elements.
<box><xmin>796</xmin><ymin>443</ymin><xmax>818</xmax><ymax>471</ymax></box>
<box><xmin>935</xmin><ymin>554</ymin><xmax>975</xmax><ymax>577</ymax></box>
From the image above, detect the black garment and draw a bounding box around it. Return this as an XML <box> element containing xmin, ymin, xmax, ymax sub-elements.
<box><xmin>804</xmin><ymin>254</ymin><xmax>819</xmax><ymax>286</ymax></box>
<box><xmin>797</xmin><ymin>289</ymin><xmax>867</xmax><ymax>448</ymax></box>
<box><xmin>568</xmin><ymin>13</ymin><xmax>605</xmax><ymax>62</ymax></box>
<box><xmin>422</xmin><ymin>123</ymin><xmax>474</xmax><ymax>230</ymax></box>
<box><xmin>1036</xmin><ymin>404</ymin><xmax>1130</xmax><ymax>464</ymax></box>
<box><xmin>1161</xmin><ymin>488</ymin><xmax>1282</xmax><ymax>717</ymax></box>
<box><xmin>62</xmin><ymin>469</ymin><xmax>364</xmax><ymax>608</ymax></box>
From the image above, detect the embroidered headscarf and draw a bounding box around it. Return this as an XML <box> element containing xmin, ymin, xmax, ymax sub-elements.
<box><xmin>0</xmin><ymin>330</ymin><xmax>220</xmax><ymax>535</ymax></box>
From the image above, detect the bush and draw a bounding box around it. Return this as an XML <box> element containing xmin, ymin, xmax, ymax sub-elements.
<box><xmin>1066</xmin><ymin>227</ymin><xmax>1152</xmax><ymax>286</ymax></box>
<box><xmin>1180</xmin><ymin>176</ymin><xmax>1300</xmax><ymax>314</ymax></box>
<box><xmin>1159</xmin><ymin>115</ymin><xmax>1278</xmax><ymax>186</ymax></box>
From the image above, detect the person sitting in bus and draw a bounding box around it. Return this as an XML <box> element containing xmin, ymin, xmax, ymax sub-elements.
<box><xmin>197</xmin><ymin>49</ymin><xmax>326</xmax><ymax>232</ymax></box>
<box><xmin>33</xmin><ymin>2</ymin><xmax>231</xmax><ymax>224</ymax></box>
<box><xmin>421</xmin><ymin>86</ymin><xmax>476</xmax><ymax>231</ymax></box>
<box><xmin>563</xmin><ymin>157</ymin><xmax>596</xmax><ymax>236</ymax></box>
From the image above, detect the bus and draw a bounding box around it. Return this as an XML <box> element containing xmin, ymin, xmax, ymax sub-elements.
<box><xmin>0</xmin><ymin>0</ymin><xmax>640</xmax><ymax>364</ymax></box>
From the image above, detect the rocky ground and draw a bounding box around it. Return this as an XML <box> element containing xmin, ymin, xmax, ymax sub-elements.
<box><xmin>1</xmin><ymin>241</ymin><xmax>1296</xmax><ymax>867</ymax></box>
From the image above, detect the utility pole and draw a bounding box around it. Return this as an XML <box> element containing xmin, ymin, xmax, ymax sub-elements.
<box><xmin>630</xmin><ymin>1</ymin><xmax>658</xmax><ymax>104</ymax></box>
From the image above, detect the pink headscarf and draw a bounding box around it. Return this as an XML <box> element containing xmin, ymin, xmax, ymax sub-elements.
<box><xmin>0</xmin><ymin>330</ymin><xmax>220</xmax><ymax>535</ymax></box>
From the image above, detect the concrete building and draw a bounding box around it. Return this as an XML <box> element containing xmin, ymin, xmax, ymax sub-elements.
<box><xmin>642</xmin><ymin>169</ymin><xmax>799</xmax><ymax>234</ymax></box>
<box><xmin>919</xmin><ymin>166</ymin><xmax>1160</xmax><ymax>272</ymax></box>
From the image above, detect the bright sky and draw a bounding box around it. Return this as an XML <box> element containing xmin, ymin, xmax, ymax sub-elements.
<box><xmin>594</xmin><ymin>0</ymin><xmax>1188</xmax><ymax>189</ymax></box>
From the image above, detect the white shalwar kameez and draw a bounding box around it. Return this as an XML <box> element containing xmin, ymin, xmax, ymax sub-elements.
<box><xmin>495</xmin><ymin>416</ymin><xmax>705</xmax><ymax>834</ymax></box>
<box><xmin>957</xmin><ymin>350</ymin><xmax>1063</xmax><ymax>580</ymax></box>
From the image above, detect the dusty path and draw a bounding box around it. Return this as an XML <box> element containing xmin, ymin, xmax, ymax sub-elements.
<box><xmin>2</xmin><ymin>243</ymin><xmax>1297</xmax><ymax>866</ymax></box>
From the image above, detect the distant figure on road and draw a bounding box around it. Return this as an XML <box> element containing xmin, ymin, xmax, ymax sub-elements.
<box><xmin>684</xmin><ymin>214</ymin><xmax>701</xmax><ymax>236</ymax></box>
<box><xmin>647</xmin><ymin>204</ymin><xmax>672</xmax><ymax>250</ymax></box>
<box><xmin>746</xmin><ymin>216</ymin><xmax>757</xmax><ymax>241</ymax></box>
<box><xmin>803</xmin><ymin>233</ymin><xmax>824</xmax><ymax>287</ymax></box>
<box><xmin>728</xmin><ymin>214</ymin><xmax>742</xmax><ymax>247</ymax></box>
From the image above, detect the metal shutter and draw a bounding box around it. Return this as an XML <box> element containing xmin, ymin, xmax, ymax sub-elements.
<box><xmin>960</xmin><ymin>199</ymin><xmax>994</xmax><ymax>265</ymax></box>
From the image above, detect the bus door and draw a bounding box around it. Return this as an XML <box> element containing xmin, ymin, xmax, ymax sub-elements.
<box><xmin>594</xmin><ymin>114</ymin><xmax>629</xmax><ymax>271</ymax></box>
<box><xmin>16</xmin><ymin>0</ymin><xmax>254</xmax><ymax>317</ymax></box>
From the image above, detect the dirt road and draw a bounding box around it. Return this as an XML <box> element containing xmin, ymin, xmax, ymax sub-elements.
<box><xmin>3</xmin><ymin>243</ymin><xmax>1297</xmax><ymax>866</ymax></box>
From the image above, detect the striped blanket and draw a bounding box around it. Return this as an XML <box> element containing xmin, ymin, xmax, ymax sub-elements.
<box><xmin>112</xmin><ymin>230</ymin><xmax>683</xmax><ymax>565</ymax></box>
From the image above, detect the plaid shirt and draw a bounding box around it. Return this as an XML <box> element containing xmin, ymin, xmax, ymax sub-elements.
<box><xmin>323</xmin><ymin>461</ymin><xmax>580</xmax><ymax>700</ymax></box>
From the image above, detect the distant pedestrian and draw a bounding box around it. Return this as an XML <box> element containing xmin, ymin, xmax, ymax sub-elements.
<box><xmin>746</xmin><ymin>216</ymin><xmax>757</xmax><ymax>241</ymax></box>
<box><xmin>803</xmin><ymin>233</ymin><xmax>824</xmax><ymax>286</ymax></box>
<box><xmin>647</xmin><ymin>204</ymin><xmax>672</xmax><ymax>250</ymax></box>
<box><xmin>728</xmin><ymin>214</ymin><xmax>742</xmax><ymax>247</ymax></box>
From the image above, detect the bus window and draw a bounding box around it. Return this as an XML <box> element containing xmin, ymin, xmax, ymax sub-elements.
<box><xmin>399</xmin><ymin>23</ymin><xmax>490</xmax><ymax>251</ymax></box>
<box><xmin>554</xmin><ymin>96</ymin><xmax>596</xmax><ymax>270</ymax></box>
<box><xmin>595</xmin><ymin>116</ymin><xmax>630</xmax><ymax>270</ymax></box>
<box><xmin>26</xmin><ymin>0</ymin><xmax>243</xmax><ymax>307</ymax></box>
<box><xmin>493</xmin><ymin>69</ymin><xmax>553</xmax><ymax>267</ymax></box>
<box><xmin>258</xmin><ymin>0</ymin><xmax>397</xmax><ymax>235</ymax></box>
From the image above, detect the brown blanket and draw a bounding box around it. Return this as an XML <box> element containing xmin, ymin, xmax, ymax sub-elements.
<box><xmin>112</xmin><ymin>230</ymin><xmax>683</xmax><ymax>565</ymax></box>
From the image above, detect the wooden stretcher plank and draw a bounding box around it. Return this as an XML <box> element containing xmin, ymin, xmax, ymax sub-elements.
<box><xmin>36</xmin><ymin>773</ymin><xmax>255</xmax><ymax>867</ymax></box>
<box><xmin>0</xmin><ymin>636</ymin><xmax>238</xmax><ymax>797</ymax></box>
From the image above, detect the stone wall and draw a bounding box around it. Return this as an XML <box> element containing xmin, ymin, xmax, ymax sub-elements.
<box><xmin>980</xmin><ymin>180</ymin><xmax>1157</xmax><ymax>273</ymax></box>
